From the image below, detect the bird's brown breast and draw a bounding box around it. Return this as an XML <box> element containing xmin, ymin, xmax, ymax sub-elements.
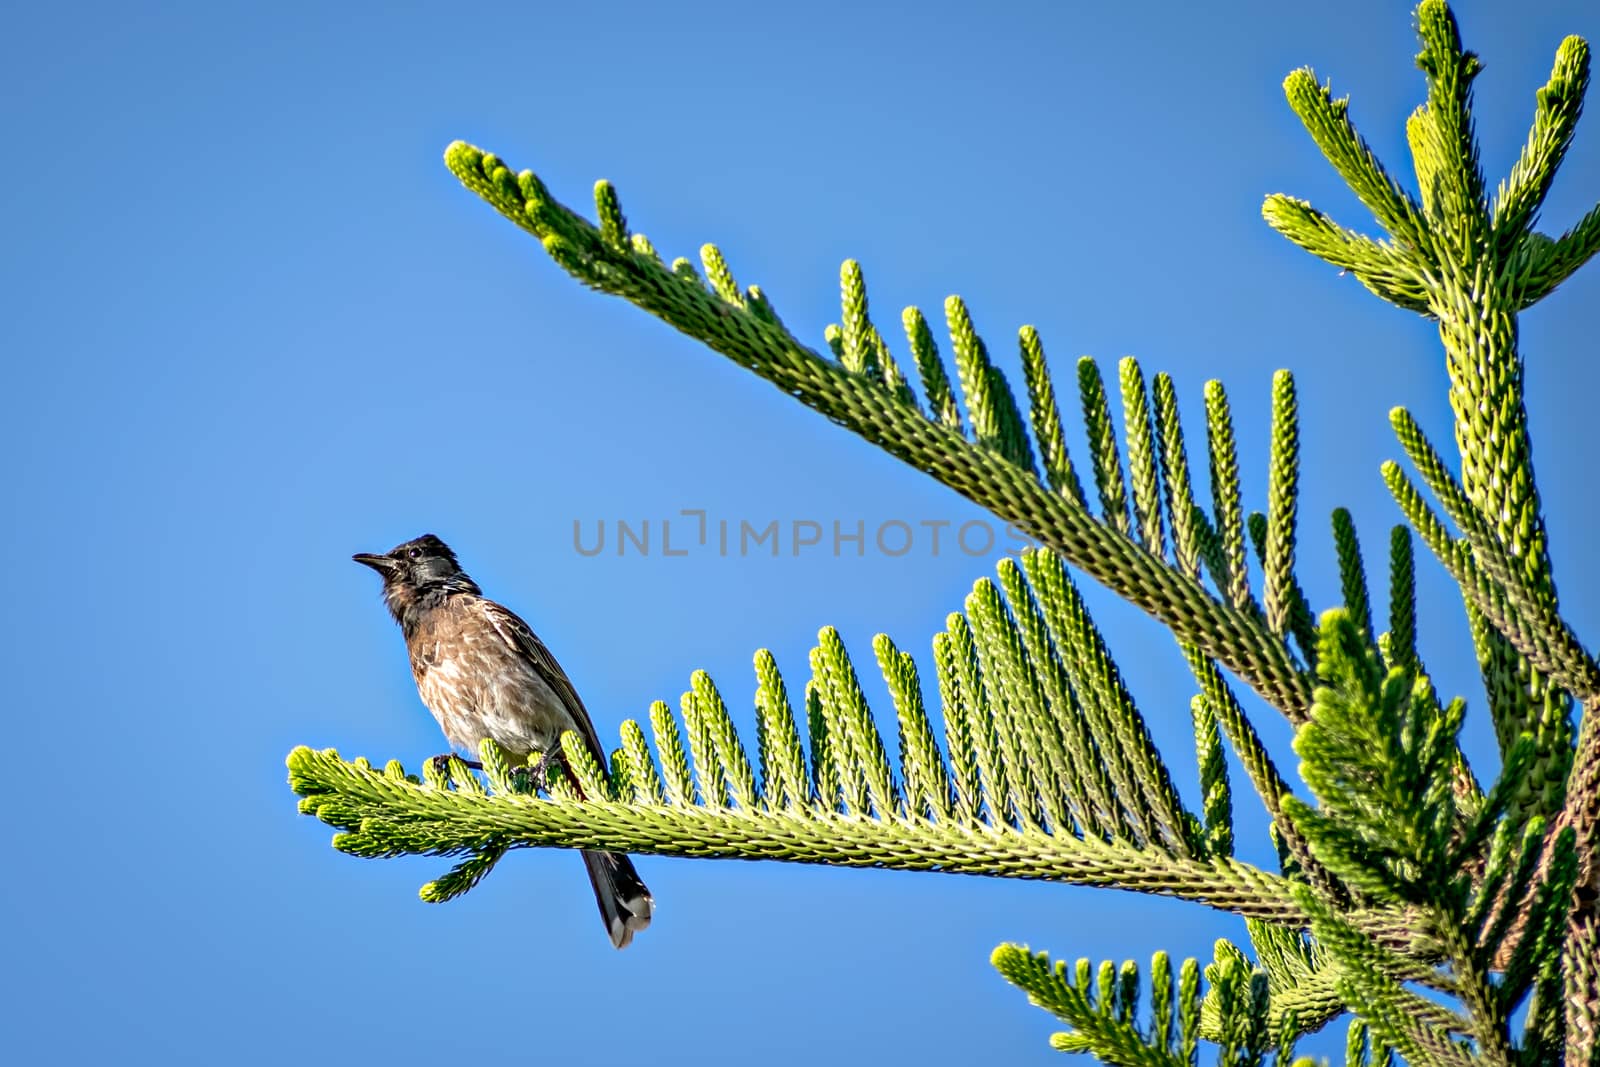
<box><xmin>403</xmin><ymin>596</ymin><xmax>571</xmax><ymax>759</ymax></box>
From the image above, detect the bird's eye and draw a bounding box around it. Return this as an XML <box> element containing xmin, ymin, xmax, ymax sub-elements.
<box><xmin>407</xmin><ymin>547</ymin><xmax>423</xmax><ymax>561</ymax></box>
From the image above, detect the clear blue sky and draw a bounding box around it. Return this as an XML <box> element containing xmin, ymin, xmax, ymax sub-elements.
<box><xmin>4</xmin><ymin>2</ymin><xmax>1596</xmax><ymax>1063</ymax></box>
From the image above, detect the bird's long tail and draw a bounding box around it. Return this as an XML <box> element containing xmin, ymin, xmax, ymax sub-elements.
<box><xmin>581</xmin><ymin>850</ymin><xmax>654</xmax><ymax>949</ymax></box>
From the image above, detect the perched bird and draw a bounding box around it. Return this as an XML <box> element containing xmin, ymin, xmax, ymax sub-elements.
<box><xmin>353</xmin><ymin>533</ymin><xmax>654</xmax><ymax>949</ymax></box>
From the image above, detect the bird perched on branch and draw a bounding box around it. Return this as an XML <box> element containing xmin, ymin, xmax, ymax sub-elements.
<box><xmin>353</xmin><ymin>533</ymin><xmax>653</xmax><ymax>948</ymax></box>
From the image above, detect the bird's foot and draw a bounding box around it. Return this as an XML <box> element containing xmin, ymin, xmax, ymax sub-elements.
<box><xmin>429</xmin><ymin>754</ymin><xmax>483</xmax><ymax>777</ymax></box>
<box><xmin>511</xmin><ymin>747</ymin><xmax>563</xmax><ymax>794</ymax></box>
<box><xmin>531</xmin><ymin>745</ymin><xmax>564</xmax><ymax>791</ymax></box>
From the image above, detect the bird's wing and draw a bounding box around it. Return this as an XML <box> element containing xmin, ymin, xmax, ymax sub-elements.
<box><xmin>479</xmin><ymin>599</ymin><xmax>611</xmax><ymax>767</ymax></box>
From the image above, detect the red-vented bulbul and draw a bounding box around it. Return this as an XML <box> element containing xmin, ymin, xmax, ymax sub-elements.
<box><xmin>353</xmin><ymin>534</ymin><xmax>653</xmax><ymax>949</ymax></box>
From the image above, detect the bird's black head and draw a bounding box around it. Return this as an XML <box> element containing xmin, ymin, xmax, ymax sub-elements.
<box><xmin>353</xmin><ymin>534</ymin><xmax>480</xmax><ymax>624</ymax></box>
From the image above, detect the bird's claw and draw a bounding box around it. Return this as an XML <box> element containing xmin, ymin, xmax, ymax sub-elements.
<box><xmin>429</xmin><ymin>754</ymin><xmax>483</xmax><ymax>777</ymax></box>
<box><xmin>510</xmin><ymin>748</ymin><xmax>563</xmax><ymax>794</ymax></box>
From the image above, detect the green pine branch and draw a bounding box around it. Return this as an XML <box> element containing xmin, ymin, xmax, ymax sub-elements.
<box><xmin>293</xmin><ymin>740</ymin><xmax>1301</xmax><ymax>912</ymax></box>
<box><xmin>290</xmin><ymin>549</ymin><xmax>1381</xmax><ymax>931</ymax></box>
<box><xmin>1263</xmin><ymin>2</ymin><xmax>1599</xmax><ymax>1058</ymax></box>
<box><xmin>442</xmin><ymin>139</ymin><xmax>1316</xmax><ymax>726</ymax></box>
<box><xmin>992</xmin><ymin>945</ymin><xmax>1319</xmax><ymax>1067</ymax></box>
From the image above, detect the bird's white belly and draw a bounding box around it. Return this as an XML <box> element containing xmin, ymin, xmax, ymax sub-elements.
<box><xmin>419</xmin><ymin>653</ymin><xmax>561</xmax><ymax>761</ymax></box>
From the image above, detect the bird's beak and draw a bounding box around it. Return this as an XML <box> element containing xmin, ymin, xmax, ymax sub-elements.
<box><xmin>352</xmin><ymin>552</ymin><xmax>400</xmax><ymax>576</ymax></box>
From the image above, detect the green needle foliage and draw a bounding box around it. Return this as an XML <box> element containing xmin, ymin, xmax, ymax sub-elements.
<box><xmin>287</xmin><ymin>4</ymin><xmax>1600</xmax><ymax>1063</ymax></box>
